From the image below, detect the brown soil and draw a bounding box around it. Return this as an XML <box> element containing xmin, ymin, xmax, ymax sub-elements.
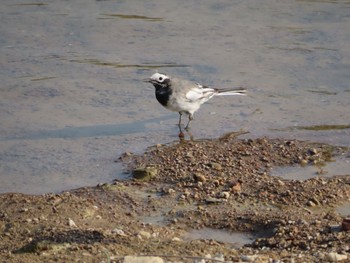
<box><xmin>1</xmin><ymin>135</ymin><xmax>349</xmax><ymax>262</ymax></box>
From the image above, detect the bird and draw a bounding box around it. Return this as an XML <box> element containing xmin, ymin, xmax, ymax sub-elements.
<box><xmin>144</xmin><ymin>72</ymin><xmax>246</xmax><ymax>130</ymax></box>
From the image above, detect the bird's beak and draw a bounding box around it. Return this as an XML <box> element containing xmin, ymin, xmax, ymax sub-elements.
<box><xmin>143</xmin><ymin>78</ymin><xmax>152</xmax><ymax>83</ymax></box>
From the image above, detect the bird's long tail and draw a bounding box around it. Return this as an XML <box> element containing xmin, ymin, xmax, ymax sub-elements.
<box><xmin>216</xmin><ymin>88</ymin><xmax>246</xmax><ymax>96</ymax></box>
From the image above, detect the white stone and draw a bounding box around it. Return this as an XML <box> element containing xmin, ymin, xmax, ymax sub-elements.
<box><xmin>123</xmin><ymin>256</ymin><xmax>164</xmax><ymax>263</ymax></box>
<box><xmin>241</xmin><ymin>255</ymin><xmax>258</xmax><ymax>262</ymax></box>
<box><xmin>112</xmin><ymin>228</ymin><xmax>127</xmax><ymax>236</ymax></box>
<box><xmin>137</xmin><ymin>230</ymin><xmax>152</xmax><ymax>240</ymax></box>
<box><xmin>68</xmin><ymin>218</ymin><xmax>77</xmax><ymax>228</ymax></box>
<box><xmin>326</xmin><ymin>252</ymin><xmax>348</xmax><ymax>262</ymax></box>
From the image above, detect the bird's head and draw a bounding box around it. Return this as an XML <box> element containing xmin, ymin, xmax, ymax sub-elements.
<box><xmin>144</xmin><ymin>73</ymin><xmax>171</xmax><ymax>88</ymax></box>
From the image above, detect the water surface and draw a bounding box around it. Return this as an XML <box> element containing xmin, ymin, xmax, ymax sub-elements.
<box><xmin>1</xmin><ymin>0</ymin><xmax>349</xmax><ymax>194</ymax></box>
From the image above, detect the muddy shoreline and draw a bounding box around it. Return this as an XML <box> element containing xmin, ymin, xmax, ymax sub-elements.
<box><xmin>1</xmin><ymin>136</ymin><xmax>349</xmax><ymax>262</ymax></box>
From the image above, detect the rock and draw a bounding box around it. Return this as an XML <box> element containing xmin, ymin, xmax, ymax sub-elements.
<box><xmin>213</xmin><ymin>253</ymin><xmax>225</xmax><ymax>261</ymax></box>
<box><xmin>132</xmin><ymin>166</ymin><xmax>158</xmax><ymax>181</ymax></box>
<box><xmin>124</xmin><ymin>256</ymin><xmax>164</xmax><ymax>263</ymax></box>
<box><xmin>307</xmin><ymin>200</ymin><xmax>317</xmax><ymax>207</ymax></box>
<box><xmin>68</xmin><ymin>218</ymin><xmax>77</xmax><ymax>228</ymax></box>
<box><xmin>341</xmin><ymin>217</ymin><xmax>350</xmax><ymax>231</ymax></box>
<box><xmin>205</xmin><ymin>197</ymin><xmax>224</xmax><ymax>204</ymax></box>
<box><xmin>309</xmin><ymin>148</ymin><xmax>318</xmax><ymax>155</ymax></box>
<box><xmin>241</xmin><ymin>255</ymin><xmax>258</xmax><ymax>262</ymax></box>
<box><xmin>277</xmin><ymin>179</ymin><xmax>285</xmax><ymax>186</ymax></box>
<box><xmin>326</xmin><ymin>252</ymin><xmax>348</xmax><ymax>262</ymax></box>
<box><xmin>137</xmin><ymin>230</ymin><xmax>152</xmax><ymax>240</ymax></box>
<box><xmin>209</xmin><ymin>162</ymin><xmax>222</xmax><ymax>170</ymax></box>
<box><xmin>230</xmin><ymin>181</ymin><xmax>242</xmax><ymax>193</ymax></box>
<box><xmin>218</xmin><ymin>191</ymin><xmax>230</xmax><ymax>199</ymax></box>
<box><xmin>171</xmin><ymin>237</ymin><xmax>182</xmax><ymax>242</ymax></box>
<box><xmin>310</xmin><ymin>197</ymin><xmax>321</xmax><ymax>206</ymax></box>
<box><xmin>112</xmin><ymin>228</ymin><xmax>127</xmax><ymax>236</ymax></box>
<box><xmin>193</xmin><ymin>173</ymin><xmax>206</xmax><ymax>182</ymax></box>
<box><xmin>300</xmin><ymin>159</ymin><xmax>308</xmax><ymax>166</ymax></box>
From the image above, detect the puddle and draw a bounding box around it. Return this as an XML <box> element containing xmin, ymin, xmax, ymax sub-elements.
<box><xmin>336</xmin><ymin>202</ymin><xmax>350</xmax><ymax>217</ymax></box>
<box><xmin>184</xmin><ymin>228</ymin><xmax>258</xmax><ymax>248</ymax></box>
<box><xmin>140</xmin><ymin>215</ymin><xmax>167</xmax><ymax>226</ymax></box>
<box><xmin>271</xmin><ymin>156</ymin><xmax>350</xmax><ymax>181</ymax></box>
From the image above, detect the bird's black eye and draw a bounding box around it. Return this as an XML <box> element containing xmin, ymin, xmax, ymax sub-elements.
<box><xmin>159</xmin><ymin>77</ymin><xmax>163</xmax><ymax>81</ymax></box>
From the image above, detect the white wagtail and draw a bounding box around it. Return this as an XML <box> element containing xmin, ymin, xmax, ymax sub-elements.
<box><xmin>144</xmin><ymin>72</ymin><xmax>246</xmax><ymax>130</ymax></box>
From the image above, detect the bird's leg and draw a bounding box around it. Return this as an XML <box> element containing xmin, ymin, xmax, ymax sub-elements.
<box><xmin>178</xmin><ymin>112</ymin><xmax>185</xmax><ymax>138</ymax></box>
<box><xmin>185</xmin><ymin>114</ymin><xmax>193</xmax><ymax>130</ymax></box>
<box><xmin>178</xmin><ymin>112</ymin><xmax>183</xmax><ymax>127</ymax></box>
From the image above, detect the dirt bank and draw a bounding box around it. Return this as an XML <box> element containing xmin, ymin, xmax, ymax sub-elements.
<box><xmin>1</xmin><ymin>135</ymin><xmax>349</xmax><ymax>262</ymax></box>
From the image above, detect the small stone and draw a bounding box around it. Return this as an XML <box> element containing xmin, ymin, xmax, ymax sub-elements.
<box><xmin>167</xmin><ymin>188</ymin><xmax>176</xmax><ymax>194</ymax></box>
<box><xmin>205</xmin><ymin>197</ymin><xmax>224</xmax><ymax>204</ymax></box>
<box><xmin>213</xmin><ymin>254</ymin><xmax>224</xmax><ymax>261</ymax></box>
<box><xmin>307</xmin><ymin>200</ymin><xmax>316</xmax><ymax>207</ymax></box>
<box><xmin>137</xmin><ymin>230</ymin><xmax>151</xmax><ymax>240</ymax></box>
<box><xmin>132</xmin><ymin>166</ymin><xmax>158</xmax><ymax>181</ymax></box>
<box><xmin>19</xmin><ymin>208</ymin><xmax>29</xmax><ymax>213</ymax></box>
<box><xmin>326</xmin><ymin>252</ymin><xmax>348</xmax><ymax>262</ymax></box>
<box><xmin>193</xmin><ymin>173</ymin><xmax>206</xmax><ymax>182</ymax></box>
<box><xmin>68</xmin><ymin>218</ymin><xmax>77</xmax><ymax>228</ymax></box>
<box><xmin>309</xmin><ymin>148</ymin><xmax>318</xmax><ymax>155</ymax></box>
<box><xmin>310</xmin><ymin>197</ymin><xmax>320</xmax><ymax>206</ymax></box>
<box><xmin>230</xmin><ymin>181</ymin><xmax>242</xmax><ymax>193</ymax></box>
<box><xmin>112</xmin><ymin>228</ymin><xmax>127</xmax><ymax>236</ymax></box>
<box><xmin>218</xmin><ymin>191</ymin><xmax>230</xmax><ymax>199</ymax></box>
<box><xmin>241</xmin><ymin>255</ymin><xmax>258</xmax><ymax>262</ymax></box>
<box><xmin>300</xmin><ymin>159</ymin><xmax>308</xmax><ymax>166</ymax></box>
<box><xmin>171</xmin><ymin>237</ymin><xmax>182</xmax><ymax>242</ymax></box>
<box><xmin>277</xmin><ymin>179</ymin><xmax>285</xmax><ymax>186</ymax></box>
<box><xmin>124</xmin><ymin>256</ymin><xmax>164</xmax><ymax>263</ymax></box>
<box><xmin>342</xmin><ymin>217</ymin><xmax>350</xmax><ymax>231</ymax></box>
<box><xmin>209</xmin><ymin>162</ymin><xmax>222</xmax><ymax>170</ymax></box>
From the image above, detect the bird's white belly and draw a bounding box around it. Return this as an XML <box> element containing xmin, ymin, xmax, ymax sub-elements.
<box><xmin>166</xmin><ymin>97</ymin><xmax>200</xmax><ymax>115</ymax></box>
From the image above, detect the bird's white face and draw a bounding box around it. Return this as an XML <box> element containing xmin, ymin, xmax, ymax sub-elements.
<box><xmin>149</xmin><ymin>73</ymin><xmax>170</xmax><ymax>84</ymax></box>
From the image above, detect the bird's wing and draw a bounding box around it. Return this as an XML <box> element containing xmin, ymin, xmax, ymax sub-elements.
<box><xmin>185</xmin><ymin>87</ymin><xmax>204</xmax><ymax>102</ymax></box>
<box><xmin>185</xmin><ymin>84</ymin><xmax>216</xmax><ymax>102</ymax></box>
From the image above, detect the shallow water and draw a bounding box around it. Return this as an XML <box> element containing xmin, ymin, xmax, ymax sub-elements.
<box><xmin>336</xmin><ymin>202</ymin><xmax>350</xmax><ymax>217</ymax></box>
<box><xmin>1</xmin><ymin>0</ymin><xmax>349</xmax><ymax>194</ymax></box>
<box><xmin>183</xmin><ymin>228</ymin><xmax>254</xmax><ymax>248</ymax></box>
<box><xmin>271</xmin><ymin>155</ymin><xmax>350</xmax><ymax>181</ymax></box>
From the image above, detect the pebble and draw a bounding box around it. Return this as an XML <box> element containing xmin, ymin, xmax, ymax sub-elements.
<box><xmin>137</xmin><ymin>230</ymin><xmax>151</xmax><ymax>240</ymax></box>
<box><xmin>241</xmin><ymin>255</ymin><xmax>258</xmax><ymax>262</ymax></box>
<box><xmin>68</xmin><ymin>218</ymin><xmax>77</xmax><ymax>228</ymax></box>
<box><xmin>218</xmin><ymin>191</ymin><xmax>230</xmax><ymax>199</ymax></box>
<box><xmin>209</xmin><ymin>162</ymin><xmax>222</xmax><ymax>170</ymax></box>
<box><xmin>124</xmin><ymin>256</ymin><xmax>164</xmax><ymax>263</ymax></box>
<box><xmin>341</xmin><ymin>217</ymin><xmax>350</xmax><ymax>231</ymax></box>
<box><xmin>205</xmin><ymin>197</ymin><xmax>224</xmax><ymax>204</ymax></box>
<box><xmin>231</xmin><ymin>181</ymin><xmax>242</xmax><ymax>193</ymax></box>
<box><xmin>193</xmin><ymin>173</ymin><xmax>206</xmax><ymax>182</ymax></box>
<box><xmin>326</xmin><ymin>252</ymin><xmax>348</xmax><ymax>262</ymax></box>
<box><xmin>132</xmin><ymin>166</ymin><xmax>158</xmax><ymax>181</ymax></box>
<box><xmin>112</xmin><ymin>228</ymin><xmax>127</xmax><ymax>236</ymax></box>
<box><xmin>307</xmin><ymin>200</ymin><xmax>317</xmax><ymax>207</ymax></box>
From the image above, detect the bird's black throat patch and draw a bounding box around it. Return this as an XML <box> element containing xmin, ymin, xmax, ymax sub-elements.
<box><xmin>154</xmin><ymin>83</ymin><xmax>172</xmax><ymax>107</ymax></box>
